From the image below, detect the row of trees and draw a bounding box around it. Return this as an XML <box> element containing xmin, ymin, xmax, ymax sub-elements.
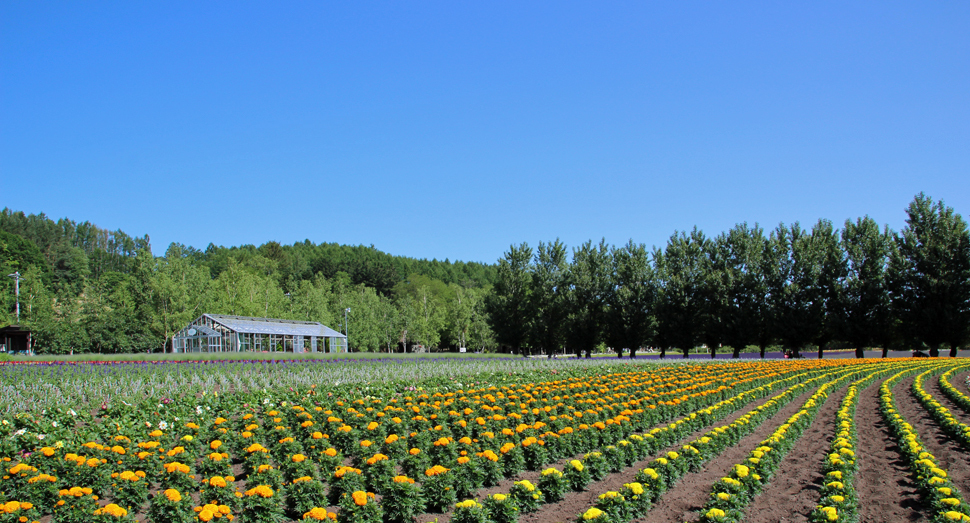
<box><xmin>2</xmin><ymin>194</ymin><xmax>967</xmax><ymax>356</ymax></box>
<box><xmin>490</xmin><ymin>193</ymin><xmax>970</xmax><ymax>358</ymax></box>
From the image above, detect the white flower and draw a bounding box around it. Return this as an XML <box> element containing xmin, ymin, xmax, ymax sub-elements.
<box><xmin>158</xmin><ymin>421</ymin><xmax>169</xmax><ymax>430</ymax></box>
<box><xmin>145</xmin><ymin>422</ymin><xmax>153</xmax><ymax>428</ymax></box>
<box><xmin>68</xmin><ymin>409</ymin><xmax>77</xmax><ymax>417</ymax></box>
<box><xmin>37</xmin><ymin>434</ymin><xmax>46</xmax><ymax>440</ymax></box>
<box><xmin>13</xmin><ymin>429</ymin><xmax>26</xmax><ymax>436</ymax></box>
<box><xmin>196</xmin><ymin>406</ymin><xmax>204</xmax><ymax>415</ymax></box>
<box><xmin>52</xmin><ymin>421</ymin><xmax>58</xmax><ymax>428</ymax></box>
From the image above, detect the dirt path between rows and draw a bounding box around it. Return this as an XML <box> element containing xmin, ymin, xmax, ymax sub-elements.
<box><xmin>516</xmin><ymin>389</ymin><xmax>782</xmax><ymax>523</ymax></box>
<box><xmin>853</xmin><ymin>377</ymin><xmax>926</xmax><ymax>523</ymax></box>
<box><xmin>413</xmin><ymin>383</ymin><xmax>783</xmax><ymax>523</ymax></box>
<box><xmin>952</xmin><ymin>369</ymin><xmax>970</xmax><ymax>397</ymax></box>
<box><xmin>630</xmin><ymin>387</ymin><xmax>817</xmax><ymax>523</ymax></box>
<box><xmin>929</xmin><ymin>373</ymin><xmax>970</xmax><ymax>426</ymax></box>
<box><xmin>895</xmin><ymin>375</ymin><xmax>970</xmax><ymax>494</ymax></box>
<box><xmin>742</xmin><ymin>385</ymin><xmax>848</xmax><ymax>523</ymax></box>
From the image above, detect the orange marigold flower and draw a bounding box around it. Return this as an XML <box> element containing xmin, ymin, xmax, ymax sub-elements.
<box><xmin>244</xmin><ymin>485</ymin><xmax>274</xmax><ymax>498</ymax></box>
<box><xmin>164</xmin><ymin>488</ymin><xmax>182</xmax><ymax>502</ymax></box>
<box><xmin>352</xmin><ymin>491</ymin><xmax>368</xmax><ymax>506</ymax></box>
<box><xmin>304</xmin><ymin>507</ymin><xmax>330</xmax><ymax>520</ymax></box>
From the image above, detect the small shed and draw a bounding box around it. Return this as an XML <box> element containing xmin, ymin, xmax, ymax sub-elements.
<box><xmin>172</xmin><ymin>314</ymin><xmax>347</xmax><ymax>354</ymax></box>
<box><xmin>0</xmin><ymin>325</ymin><xmax>31</xmax><ymax>354</ymax></box>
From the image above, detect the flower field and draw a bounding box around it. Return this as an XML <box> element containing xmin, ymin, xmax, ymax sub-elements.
<box><xmin>1</xmin><ymin>357</ymin><xmax>969</xmax><ymax>523</ymax></box>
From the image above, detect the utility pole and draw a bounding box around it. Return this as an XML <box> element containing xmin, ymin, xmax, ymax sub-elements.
<box><xmin>344</xmin><ymin>308</ymin><xmax>351</xmax><ymax>351</ymax></box>
<box><xmin>7</xmin><ymin>272</ymin><xmax>22</xmax><ymax>323</ymax></box>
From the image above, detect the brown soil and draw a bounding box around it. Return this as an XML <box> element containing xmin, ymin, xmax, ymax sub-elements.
<box><xmin>953</xmin><ymin>370</ymin><xmax>970</xmax><ymax>397</ymax></box>
<box><xmin>413</xmin><ymin>385</ymin><xmax>780</xmax><ymax>523</ymax></box>
<box><xmin>854</xmin><ymin>377</ymin><xmax>927</xmax><ymax>523</ymax></box>
<box><xmin>742</xmin><ymin>386</ymin><xmax>848</xmax><ymax>523</ymax></box>
<box><xmin>929</xmin><ymin>374</ymin><xmax>970</xmax><ymax>425</ymax></box>
<box><xmin>631</xmin><ymin>387</ymin><xmax>817</xmax><ymax>523</ymax></box>
<box><xmin>895</xmin><ymin>375</ymin><xmax>970</xmax><ymax>494</ymax></box>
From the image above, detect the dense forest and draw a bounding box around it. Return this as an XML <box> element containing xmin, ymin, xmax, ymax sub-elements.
<box><xmin>2</xmin><ymin>193</ymin><xmax>968</xmax><ymax>357</ymax></box>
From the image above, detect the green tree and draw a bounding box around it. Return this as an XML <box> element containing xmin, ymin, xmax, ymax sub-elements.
<box><xmin>708</xmin><ymin>223</ymin><xmax>769</xmax><ymax>358</ymax></box>
<box><xmin>567</xmin><ymin>239</ymin><xmax>612</xmax><ymax>359</ymax></box>
<box><xmin>838</xmin><ymin>217</ymin><xmax>894</xmax><ymax>357</ymax></box>
<box><xmin>488</xmin><ymin>243</ymin><xmax>533</xmax><ymax>354</ymax></box>
<box><xmin>529</xmin><ymin>240</ymin><xmax>570</xmax><ymax>357</ymax></box>
<box><xmin>150</xmin><ymin>244</ymin><xmax>211</xmax><ymax>352</ymax></box>
<box><xmin>890</xmin><ymin>193</ymin><xmax>970</xmax><ymax>357</ymax></box>
<box><xmin>607</xmin><ymin>240</ymin><xmax>655</xmax><ymax>359</ymax></box>
<box><xmin>654</xmin><ymin>229</ymin><xmax>710</xmax><ymax>358</ymax></box>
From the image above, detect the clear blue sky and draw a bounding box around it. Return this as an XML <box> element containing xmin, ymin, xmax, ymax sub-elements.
<box><xmin>2</xmin><ymin>2</ymin><xmax>968</xmax><ymax>264</ymax></box>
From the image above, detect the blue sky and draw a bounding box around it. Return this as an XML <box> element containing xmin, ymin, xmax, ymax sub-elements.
<box><xmin>2</xmin><ymin>2</ymin><xmax>968</xmax><ymax>264</ymax></box>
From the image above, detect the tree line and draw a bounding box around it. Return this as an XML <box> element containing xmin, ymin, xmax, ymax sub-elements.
<box><xmin>0</xmin><ymin>209</ymin><xmax>496</xmax><ymax>354</ymax></box>
<box><xmin>1</xmin><ymin>193</ymin><xmax>967</xmax><ymax>357</ymax></box>
<box><xmin>489</xmin><ymin>193</ymin><xmax>970</xmax><ymax>359</ymax></box>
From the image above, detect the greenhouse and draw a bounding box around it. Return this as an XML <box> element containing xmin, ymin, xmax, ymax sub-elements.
<box><xmin>172</xmin><ymin>314</ymin><xmax>347</xmax><ymax>353</ymax></box>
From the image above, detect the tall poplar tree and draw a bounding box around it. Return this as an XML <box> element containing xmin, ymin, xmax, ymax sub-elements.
<box><xmin>890</xmin><ymin>193</ymin><xmax>970</xmax><ymax>357</ymax></box>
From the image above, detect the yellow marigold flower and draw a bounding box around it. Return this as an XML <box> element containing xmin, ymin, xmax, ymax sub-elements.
<box><xmin>570</xmin><ymin>460</ymin><xmax>585</xmax><ymax>472</ymax></box>
<box><xmin>820</xmin><ymin>506</ymin><xmax>838</xmax><ymax>521</ymax></box>
<box><xmin>734</xmin><ymin>464</ymin><xmax>749</xmax><ymax>478</ymax></box>
<box><xmin>717</xmin><ymin>492</ymin><xmax>731</xmax><ymax>501</ymax></box>
<box><xmin>706</xmin><ymin>508</ymin><xmax>726</xmax><ymax>518</ymax></box>
<box><xmin>542</xmin><ymin>468</ymin><xmax>562</xmax><ymax>477</ymax></box>
<box><xmin>941</xmin><ymin>498</ymin><xmax>961</xmax><ymax>507</ymax></box>
<box><xmin>943</xmin><ymin>511</ymin><xmax>970</xmax><ymax>521</ymax></box>
<box><xmin>830</xmin><ymin>495</ymin><xmax>845</xmax><ymax>503</ymax></box>
<box><xmin>516</xmin><ymin>480</ymin><xmax>536</xmax><ymax>491</ymax></box>
<box><xmin>352</xmin><ymin>491</ymin><xmax>368</xmax><ymax>506</ymax></box>
<box><xmin>164</xmin><ymin>489</ymin><xmax>182</xmax><ymax>502</ymax></box>
<box><xmin>582</xmin><ymin>507</ymin><xmax>605</xmax><ymax>520</ymax></box>
<box><xmin>492</xmin><ymin>494</ymin><xmax>507</xmax><ymax>501</ymax></box>
<box><xmin>455</xmin><ymin>499</ymin><xmax>480</xmax><ymax>509</ymax></box>
<box><xmin>939</xmin><ymin>487</ymin><xmax>953</xmax><ymax>496</ymax></box>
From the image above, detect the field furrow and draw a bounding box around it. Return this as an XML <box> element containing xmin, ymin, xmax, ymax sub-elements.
<box><xmin>854</xmin><ymin>374</ymin><xmax>926</xmax><ymax>523</ymax></box>
<box><xmin>742</xmin><ymin>384</ymin><xmax>848</xmax><ymax>523</ymax></box>
<box><xmin>631</xmin><ymin>385</ymin><xmax>819</xmax><ymax>523</ymax></box>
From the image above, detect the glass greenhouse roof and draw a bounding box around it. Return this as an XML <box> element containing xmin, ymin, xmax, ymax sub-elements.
<box><xmin>204</xmin><ymin>314</ymin><xmax>345</xmax><ymax>338</ymax></box>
